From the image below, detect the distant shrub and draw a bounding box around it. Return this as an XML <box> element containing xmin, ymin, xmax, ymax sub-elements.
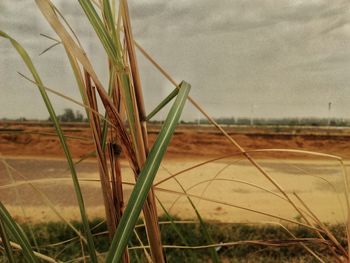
<box><xmin>48</xmin><ymin>108</ymin><xmax>86</xmax><ymax>122</ymax></box>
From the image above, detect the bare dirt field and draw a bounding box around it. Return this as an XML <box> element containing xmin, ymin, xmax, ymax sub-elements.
<box><xmin>1</xmin><ymin>122</ymin><xmax>350</xmax><ymax>159</ymax></box>
<box><xmin>1</xmin><ymin>122</ymin><xmax>350</xmax><ymax>224</ymax></box>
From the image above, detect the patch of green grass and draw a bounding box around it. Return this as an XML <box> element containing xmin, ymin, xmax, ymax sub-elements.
<box><xmin>1</xmin><ymin>217</ymin><xmax>345</xmax><ymax>262</ymax></box>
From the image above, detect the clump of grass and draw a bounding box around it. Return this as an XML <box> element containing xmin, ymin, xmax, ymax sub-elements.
<box><xmin>4</xmin><ymin>218</ymin><xmax>346</xmax><ymax>262</ymax></box>
<box><xmin>1</xmin><ymin>0</ymin><xmax>191</xmax><ymax>262</ymax></box>
<box><xmin>1</xmin><ymin>1</ymin><xmax>350</xmax><ymax>263</ymax></box>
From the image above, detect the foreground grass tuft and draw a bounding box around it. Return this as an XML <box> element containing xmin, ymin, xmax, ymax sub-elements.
<box><xmin>1</xmin><ymin>217</ymin><xmax>345</xmax><ymax>262</ymax></box>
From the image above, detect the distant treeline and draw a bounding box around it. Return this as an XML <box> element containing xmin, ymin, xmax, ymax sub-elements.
<box><xmin>1</xmin><ymin>108</ymin><xmax>88</xmax><ymax>123</ymax></box>
<box><xmin>2</xmin><ymin>110</ymin><xmax>350</xmax><ymax>127</ymax></box>
<box><xmin>195</xmin><ymin>117</ymin><xmax>350</xmax><ymax>127</ymax></box>
<box><xmin>149</xmin><ymin>117</ymin><xmax>350</xmax><ymax>127</ymax></box>
<box><xmin>47</xmin><ymin>108</ymin><xmax>87</xmax><ymax>122</ymax></box>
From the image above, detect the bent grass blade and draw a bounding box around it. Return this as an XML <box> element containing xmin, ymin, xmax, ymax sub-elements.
<box><xmin>106</xmin><ymin>82</ymin><xmax>191</xmax><ymax>263</ymax></box>
<box><xmin>0</xmin><ymin>219</ymin><xmax>15</xmax><ymax>263</ymax></box>
<box><xmin>0</xmin><ymin>31</ymin><xmax>98</xmax><ymax>263</ymax></box>
<box><xmin>0</xmin><ymin>203</ymin><xmax>38</xmax><ymax>263</ymax></box>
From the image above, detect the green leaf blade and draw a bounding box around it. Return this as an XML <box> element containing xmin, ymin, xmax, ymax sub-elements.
<box><xmin>0</xmin><ymin>31</ymin><xmax>98</xmax><ymax>263</ymax></box>
<box><xmin>0</xmin><ymin>203</ymin><xmax>38</xmax><ymax>263</ymax></box>
<box><xmin>0</xmin><ymin>219</ymin><xmax>16</xmax><ymax>263</ymax></box>
<box><xmin>78</xmin><ymin>0</ymin><xmax>121</xmax><ymax>65</ymax></box>
<box><xmin>106</xmin><ymin>81</ymin><xmax>191</xmax><ymax>263</ymax></box>
<box><xmin>146</xmin><ymin>87</ymin><xmax>179</xmax><ymax>121</ymax></box>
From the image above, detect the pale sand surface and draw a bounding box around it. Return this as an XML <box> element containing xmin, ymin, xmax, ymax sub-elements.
<box><xmin>0</xmin><ymin>157</ymin><xmax>348</xmax><ymax>224</ymax></box>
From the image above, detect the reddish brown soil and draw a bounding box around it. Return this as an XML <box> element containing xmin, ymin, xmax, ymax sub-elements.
<box><xmin>1</xmin><ymin>122</ymin><xmax>350</xmax><ymax>159</ymax></box>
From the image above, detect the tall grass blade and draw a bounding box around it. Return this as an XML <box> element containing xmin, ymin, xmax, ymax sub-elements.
<box><xmin>173</xmin><ymin>178</ymin><xmax>220</xmax><ymax>263</ymax></box>
<box><xmin>122</xmin><ymin>0</ymin><xmax>166</xmax><ymax>256</ymax></box>
<box><xmin>129</xmin><ymin>241</ymin><xmax>142</xmax><ymax>263</ymax></box>
<box><xmin>35</xmin><ymin>0</ymin><xmax>106</xmax><ymax>93</ymax></box>
<box><xmin>39</xmin><ymin>42</ymin><xmax>61</xmax><ymax>56</ymax></box>
<box><xmin>0</xmin><ymin>31</ymin><xmax>98</xmax><ymax>263</ymax></box>
<box><xmin>120</xmin><ymin>0</ymin><xmax>149</xmax><ymax>151</ymax></box>
<box><xmin>133</xmin><ymin>229</ymin><xmax>152</xmax><ymax>263</ymax></box>
<box><xmin>146</xmin><ymin>88</ymin><xmax>179</xmax><ymax>121</ymax></box>
<box><xmin>100</xmin><ymin>66</ymin><xmax>117</xmax><ymax>151</ymax></box>
<box><xmin>155</xmin><ymin>196</ymin><xmax>189</xmax><ymax>246</ymax></box>
<box><xmin>78</xmin><ymin>0</ymin><xmax>145</xmax><ymax>164</ymax></box>
<box><xmin>85</xmin><ymin>70</ymin><xmax>118</xmax><ymax>238</ymax></box>
<box><xmin>0</xmin><ymin>220</ymin><xmax>15</xmax><ymax>263</ymax></box>
<box><xmin>35</xmin><ymin>0</ymin><xmax>139</xmax><ymax>180</ymax></box>
<box><xmin>78</xmin><ymin>2</ymin><xmax>166</xmax><ymax>260</ymax></box>
<box><xmin>118</xmin><ymin>73</ymin><xmax>145</xmax><ymax>164</ymax></box>
<box><xmin>34</xmin><ymin>0</ymin><xmax>139</xmax><ymax>167</ymax></box>
<box><xmin>152</xmin><ymin>186</ymin><xmax>320</xmax><ymax>230</ymax></box>
<box><xmin>3</xmin><ymin>159</ymin><xmax>40</xmax><ymax>252</ymax></box>
<box><xmin>40</xmin><ymin>33</ymin><xmax>60</xmax><ymax>42</ymax></box>
<box><xmin>51</xmin><ymin>5</ymin><xmax>83</xmax><ymax>47</ymax></box>
<box><xmin>106</xmin><ymin>81</ymin><xmax>191</xmax><ymax>263</ymax></box>
<box><xmin>65</xmin><ymin>49</ymin><xmax>90</xmax><ymax>121</ymax></box>
<box><xmin>78</xmin><ymin>0</ymin><xmax>121</xmax><ymax>65</ymax></box>
<box><xmin>102</xmin><ymin>0</ymin><xmax>118</xmax><ymax>45</ymax></box>
<box><xmin>0</xmin><ymin>203</ymin><xmax>38</xmax><ymax>263</ymax></box>
<box><xmin>132</xmin><ymin>36</ymin><xmax>333</xmax><ymax>251</ymax></box>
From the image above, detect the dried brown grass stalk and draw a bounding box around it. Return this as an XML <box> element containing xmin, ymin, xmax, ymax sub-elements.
<box><xmin>84</xmin><ymin>70</ymin><xmax>118</xmax><ymax>238</ymax></box>
<box><xmin>86</xmin><ymin>67</ymin><xmax>164</xmax><ymax>261</ymax></box>
<box><xmin>293</xmin><ymin>192</ymin><xmax>347</xmax><ymax>261</ymax></box>
<box><xmin>132</xmin><ymin>38</ymin><xmax>350</xmax><ymax>261</ymax></box>
<box><xmin>107</xmin><ymin>141</ymin><xmax>130</xmax><ymax>262</ymax></box>
<box><xmin>118</xmin><ymin>1</ymin><xmax>165</xmax><ymax>261</ymax></box>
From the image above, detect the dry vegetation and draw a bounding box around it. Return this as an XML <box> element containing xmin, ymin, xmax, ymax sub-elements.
<box><xmin>1</xmin><ymin>0</ymin><xmax>350</xmax><ymax>262</ymax></box>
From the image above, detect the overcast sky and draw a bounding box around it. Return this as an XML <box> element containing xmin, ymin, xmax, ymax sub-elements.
<box><xmin>1</xmin><ymin>0</ymin><xmax>350</xmax><ymax>120</ymax></box>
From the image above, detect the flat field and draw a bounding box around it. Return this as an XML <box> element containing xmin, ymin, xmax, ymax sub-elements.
<box><xmin>1</xmin><ymin>122</ymin><xmax>349</xmax><ymax>224</ymax></box>
<box><xmin>1</xmin><ymin>122</ymin><xmax>350</xmax><ymax>158</ymax></box>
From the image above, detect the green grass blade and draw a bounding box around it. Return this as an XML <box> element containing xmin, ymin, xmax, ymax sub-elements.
<box><xmin>0</xmin><ymin>203</ymin><xmax>38</xmax><ymax>263</ymax></box>
<box><xmin>36</xmin><ymin>0</ymin><xmax>130</xmax><ymax>161</ymax></box>
<box><xmin>40</xmin><ymin>33</ymin><xmax>60</xmax><ymax>42</ymax></box>
<box><xmin>1</xmin><ymin>159</ymin><xmax>89</xmax><ymax>247</ymax></box>
<box><xmin>0</xmin><ymin>31</ymin><xmax>98</xmax><ymax>263</ymax></box>
<box><xmin>73</xmin><ymin>150</ymin><xmax>97</xmax><ymax>167</ymax></box>
<box><xmin>101</xmin><ymin>66</ymin><xmax>117</xmax><ymax>151</ymax></box>
<box><xmin>102</xmin><ymin>0</ymin><xmax>118</xmax><ymax>45</ymax></box>
<box><xmin>155</xmin><ymin>195</ymin><xmax>189</xmax><ymax>246</ymax></box>
<box><xmin>35</xmin><ymin>0</ymin><xmax>105</xmax><ymax>93</ymax></box>
<box><xmin>129</xmin><ymin>241</ymin><xmax>142</xmax><ymax>263</ymax></box>
<box><xmin>78</xmin><ymin>0</ymin><xmax>121</xmax><ymax>65</ymax></box>
<box><xmin>51</xmin><ymin>5</ymin><xmax>83</xmax><ymax>48</ymax></box>
<box><xmin>174</xmin><ymin>178</ymin><xmax>221</xmax><ymax>263</ymax></box>
<box><xmin>39</xmin><ymin>41</ymin><xmax>61</xmax><ymax>56</ymax></box>
<box><xmin>3</xmin><ymin>159</ymin><xmax>40</xmax><ymax>253</ymax></box>
<box><xmin>0</xmin><ymin>220</ymin><xmax>15</xmax><ymax>263</ymax></box>
<box><xmin>77</xmin><ymin>0</ymin><xmax>141</xmax><ymax>158</ymax></box>
<box><xmin>106</xmin><ymin>81</ymin><xmax>191</xmax><ymax>263</ymax></box>
<box><xmin>119</xmin><ymin>73</ymin><xmax>143</xmax><ymax>161</ymax></box>
<box><xmin>65</xmin><ymin>48</ymin><xmax>90</xmax><ymax>122</ymax></box>
<box><xmin>146</xmin><ymin>87</ymin><xmax>179</xmax><ymax>121</ymax></box>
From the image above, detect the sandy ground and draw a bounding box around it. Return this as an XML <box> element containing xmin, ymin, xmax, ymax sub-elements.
<box><xmin>0</xmin><ymin>157</ymin><xmax>348</xmax><ymax>225</ymax></box>
<box><xmin>1</xmin><ymin>123</ymin><xmax>350</xmax><ymax>224</ymax></box>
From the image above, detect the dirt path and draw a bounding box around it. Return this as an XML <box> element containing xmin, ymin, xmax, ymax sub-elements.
<box><xmin>1</xmin><ymin>157</ymin><xmax>348</xmax><ymax>224</ymax></box>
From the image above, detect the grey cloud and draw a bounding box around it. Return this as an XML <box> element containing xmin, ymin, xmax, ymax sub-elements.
<box><xmin>2</xmin><ymin>1</ymin><xmax>350</xmax><ymax>120</ymax></box>
<box><xmin>129</xmin><ymin>0</ymin><xmax>167</xmax><ymax>19</ymax></box>
<box><xmin>319</xmin><ymin>16</ymin><xmax>350</xmax><ymax>34</ymax></box>
<box><xmin>201</xmin><ymin>0</ymin><xmax>349</xmax><ymax>35</ymax></box>
<box><xmin>129</xmin><ymin>0</ymin><xmax>318</xmax><ymax>37</ymax></box>
<box><xmin>289</xmin><ymin>51</ymin><xmax>350</xmax><ymax>72</ymax></box>
<box><xmin>130</xmin><ymin>0</ymin><xmax>350</xmax><ymax>40</ymax></box>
